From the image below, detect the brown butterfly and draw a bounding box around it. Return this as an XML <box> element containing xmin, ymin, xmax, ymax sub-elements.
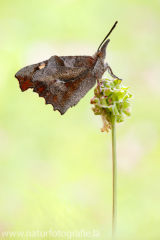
<box><xmin>15</xmin><ymin>21</ymin><xmax>121</xmax><ymax>115</ymax></box>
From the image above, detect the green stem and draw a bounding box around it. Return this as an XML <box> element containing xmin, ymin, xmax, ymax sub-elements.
<box><xmin>112</xmin><ymin>116</ymin><xmax>117</xmax><ymax>240</ymax></box>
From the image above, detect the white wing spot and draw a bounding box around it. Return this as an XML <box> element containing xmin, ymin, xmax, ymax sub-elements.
<box><xmin>39</xmin><ymin>62</ymin><xmax>46</xmax><ymax>69</ymax></box>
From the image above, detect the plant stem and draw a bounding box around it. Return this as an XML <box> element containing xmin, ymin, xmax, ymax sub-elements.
<box><xmin>112</xmin><ymin>116</ymin><xmax>117</xmax><ymax>240</ymax></box>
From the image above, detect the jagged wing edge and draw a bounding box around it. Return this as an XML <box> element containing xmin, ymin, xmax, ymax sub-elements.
<box><xmin>15</xmin><ymin>59</ymin><xmax>97</xmax><ymax>115</ymax></box>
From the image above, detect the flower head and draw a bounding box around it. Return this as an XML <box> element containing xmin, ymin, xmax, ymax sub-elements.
<box><xmin>91</xmin><ymin>79</ymin><xmax>132</xmax><ymax>132</ymax></box>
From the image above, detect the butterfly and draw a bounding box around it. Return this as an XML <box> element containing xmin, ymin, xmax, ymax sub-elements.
<box><xmin>15</xmin><ymin>21</ymin><xmax>121</xmax><ymax>115</ymax></box>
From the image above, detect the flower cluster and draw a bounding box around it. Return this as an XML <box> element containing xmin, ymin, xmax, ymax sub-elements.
<box><xmin>90</xmin><ymin>79</ymin><xmax>132</xmax><ymax>132</ymax></box>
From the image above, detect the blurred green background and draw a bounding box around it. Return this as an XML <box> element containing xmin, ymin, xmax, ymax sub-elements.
<box><xmin>0</xmin><ymin>0</ymin><xmax>160</xmax><ymax>239</ymax></box>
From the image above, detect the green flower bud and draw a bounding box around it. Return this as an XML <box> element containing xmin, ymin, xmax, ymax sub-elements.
<box><xmin>122</xmin><ymin>100</ymin><xmax>131</xmax><ymax>109</ymax></box>
<box><xmin>94</xmin><ymin>103</ymin><xmax>103</xmax><ymax>110</ymax></box>
<box><xmin>100</xmin><ymin>96</ymin><xmax>108</xmax><ymax>107</ymax></box>
<box><xmin>116</xmin><ymin>114</ymin><xmax>124</xmax><ymax>123</ymax></box>
<box><xmin>113</xmin><ymin>79</ymin><xmax>121</xmax><ymax>86</ymax></box>
<box><xmin>92</xmin><ymin>106</ymin><xmax>103</xmax><ymax>115</ymax></box>
<box><xmin>106</xmin><ymin>105</ymin><xmax>113</xmax><ymax>112</ymax></box>
<box><xmin>123</xmin><ymin>108</ymin><xmax>131</xmax><ymax>117</ymax></box>
<box><xmin>123</xmin><ymin>92</ymin><xmax>133</xmax><ymax>101</ymax></box>
<box><xmin>90</xmin><ymin>97</ymin><xmax>100</xmax><ymax>104</ymax></box>
<box><xmin>112</xmin><ymin>89</ymin><xmax>126</xmax><ymax>101</ymax></box>
<box><xmin>103</xmin><ymin>88</ymin><xmax>113</xmax><ymax>97</ymax></box>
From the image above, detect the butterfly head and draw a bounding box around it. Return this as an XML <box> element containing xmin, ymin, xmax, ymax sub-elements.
<box><xmin>94</xmin><ymin>21</ymin><xmax>118</xmax><ymax>60</ymax></box>
<box><xmin>96</xmin><ymin>39</ymin><xmax>110</xmax><ymax>59</ymax></box>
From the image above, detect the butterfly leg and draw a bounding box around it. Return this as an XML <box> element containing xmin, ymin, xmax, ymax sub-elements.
<box><xmin>104</xmin><ymin>63</ymin><xmax>122</xmax><ymax>80</ymax></box>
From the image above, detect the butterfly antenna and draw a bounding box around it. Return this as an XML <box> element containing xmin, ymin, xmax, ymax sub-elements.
<box><xmin>97</xmin><ymin>21</ymin><xmax>118</xmax><ymax>51</ymax></box>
